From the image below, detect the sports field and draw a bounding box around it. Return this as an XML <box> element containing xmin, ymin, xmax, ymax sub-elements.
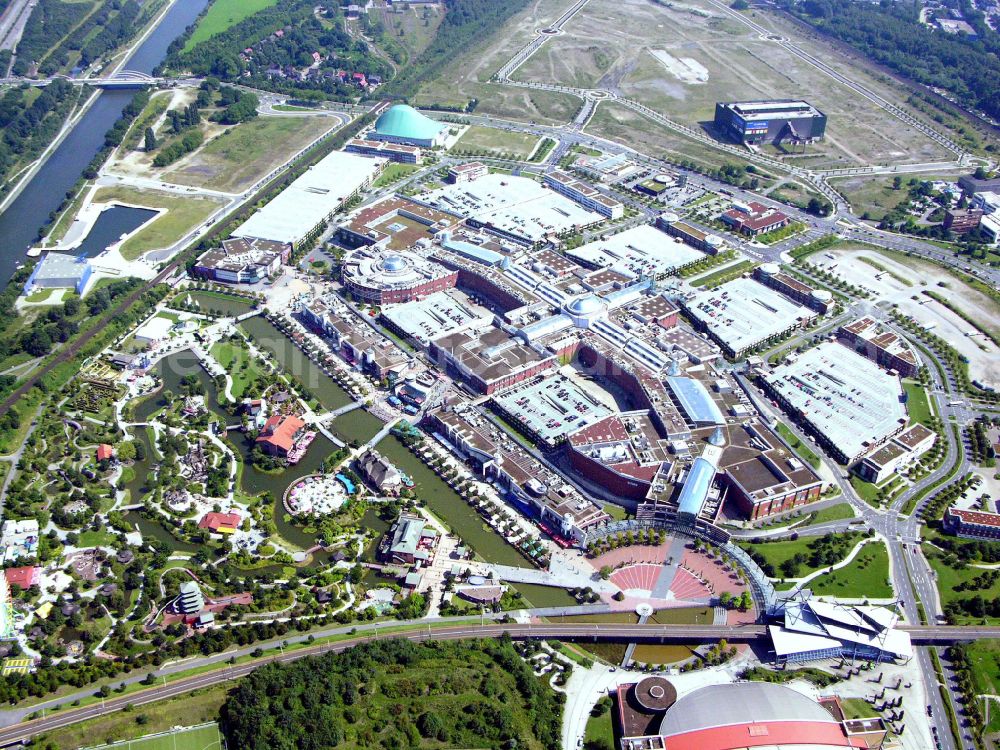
<box><xmin>83</xmin><ymin>723</ymin><xmax>222</xmax><ymax>750</ymax></box>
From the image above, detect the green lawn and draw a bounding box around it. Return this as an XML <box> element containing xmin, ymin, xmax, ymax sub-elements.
<box><xmin>183</xmin><ymin>0</ymin><xmax>279</xmax><ymax>50</ymax></box>
<box><xmin>850</xmin><ymin>474</ymin><xmax>883</xmax><ymax>507</ymax></box>
<box><xmin>81</xmin><ymin>723</ymin><xmax>222</xmax><ymax>750</ymax></box>
<box><xmin>808</xmin><ymin>541</ymin><xmax>893</xmax><ymax>599</ymax></box>
<box><xmin>689</xmin><ymin>259</ymin><xmax>757</xmax><ymax>288</ymax></box>
<box><xmin>804</xmin><ymin>502</ymin><xmax>856</xmax><ymax>526</ymax></box>
<box><xmin>739</xmin><ymin>534</ymin><xmax>861</xmax><ymax>578</ymax></box>
<box><xmin>25</xmin><ymin>288</ymin><xmax>55</xmax><ymax>303</ymax></box>
<box><xmin>926</xmin><ymin>550</ymin><xmax>1000</xmax><ymax>624</ymax></box>
<box><xmin>452</xmin><ymin>125</ymin><xmax>541</xmax><ymax>158</ymax></box>
<box><xmin>775</xmin><ymin>422</ymin><xmax>821</xmax><ymax>469</ymax></box>
<box><xmin>372</xmin><ymin>162</ymin><xmax>420</xmax><ymax>188</ymax></box>
<box><xmin>210</xmin><ymin>341</ymin><xmax>265</xmax><ymax>399</ymax></box>
<box><xmin>165</xmin><ymin>116</ymin><xmax>335</xmax><ymax>192</ymax></box>
<box><xmin>92</xmin><ymin>187</ymin><xmax>222</xmax><ymax>261</ymax></box>
<box><xmin>584</xmin><ymin>707</ymin><xmax>614</xmax><ymax>750</ymax></box>
<box><xmin>903</xmin><ymin>379</ymin><xmax>934</xmax><ymax>426</ymax></box>
<box><xmin>77</xmin><ymin>529</ymin><xmax>118</xmax><ymax>548</ymax></box>
<box><xmin>841</xmin><ymin>697</ymin><xmax>879</xmax><ymax>719</ymax></box>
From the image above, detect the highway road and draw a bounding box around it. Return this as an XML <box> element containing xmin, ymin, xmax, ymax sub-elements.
<box><xmin>1</xmin><ymin>619</ymin><xmax>997</xmax><ymax>745</ymax></box>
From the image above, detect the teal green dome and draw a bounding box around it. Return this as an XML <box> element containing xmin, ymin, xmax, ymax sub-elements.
<box><xmin>374</xmin><ymin>105</ymin><xmax>445</xmax><ymax>143</ymax></box>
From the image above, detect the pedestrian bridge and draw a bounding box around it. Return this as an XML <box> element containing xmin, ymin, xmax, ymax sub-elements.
<box><xmin>0</xmin><ymin>70</ymin><xmax>165</xmax><ymax>89</ymax></box>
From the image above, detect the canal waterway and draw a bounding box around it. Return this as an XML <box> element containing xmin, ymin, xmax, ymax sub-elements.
<box><xmin>0</xmin><ymin>0</ymin><xmax>210</xmax><ymax>281</ymax></box>
<box><xmin>74</xmin><ymin>205</ymin><xmax>158</xmax><ymax>257</ymax></box>
<box><xmin>239</xmin><ymin>316</ymin><xmax>353</xmax><ymax>411</ymax></box>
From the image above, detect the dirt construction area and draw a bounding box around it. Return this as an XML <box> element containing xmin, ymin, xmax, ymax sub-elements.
<box><xmin>812</xmin><ymin>243</ymin><xmax>1000</xmax><ymax>389</ymax></box>
<box><xmin>513</xmin><ymin>0</ymin><xmax>952</xmax><ymax>168</ymax></box>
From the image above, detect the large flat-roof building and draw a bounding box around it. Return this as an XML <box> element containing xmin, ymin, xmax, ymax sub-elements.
<box><xmin>193</xmin><ymin>238</ymin><xmax>288</xmax><ymax>284</ymax></box>
<box><xmin>682</xmin><ymin>277</ymin><xmax>817</xmax><ymax>358</ymax></box>
<box><xmin>430</xmin><ymin>326</ymin><xmax>556</xmax><ymax>395</ymax></box>
<box><xmin>380</xmin><ymin>291</ymin><xmax>492</xmax><ymax>347</ymax></box>
<box><xmin>543</xmin><ymin>170</ymin><xmax>624</xmax><ymax>219</ymax></box>
<box><xmin>490</xmin><ymin>373</ymin><xmax>613</xmax><ymax>447</ymax></box>
<box><xmin>837</xmin><ymin>316</ymin><xmax>919</xmax><ymax>378</ymax></box>
<box><xmin>762</xmin><ymin>342</ymin><xmax>907</xmax><ymax>464</ymax></box>
<box><xmin>233</xmin><ymin>151</ymin><xmax>385</xmax><ymax>247</ymax></box>
<box><xmin>23</xmin><ymin>252</ymin><xmax>93</xmax><ymax>296</ymax></box>
<box><xmin>854</xmin><ymin>422</ymin><xmax>936</xmax><ymax>483</ymax></box>
<box><xmin>417</xmin><ymin>174</ymin><xmax>604</xmax><ymax>245</ymax></box>
<box><xmin>944</xmin><ymin>507</ymin><xmax>1000</xmax><ymax>540</ymax></box>
<box><xmin>715</xmin><ymin>100</ymin><xmax>827</xmax><ymax>146</ymax></box>
<box><xmin>566</xmin><ymin>224</ymin><xmax>704</xmax><ymax>280</ymax></box>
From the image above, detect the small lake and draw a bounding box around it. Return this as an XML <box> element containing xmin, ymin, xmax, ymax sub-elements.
<box><xmin>239</xmin><ymin>316</ymin><xmax>352</xmax><ymax>411</ymax></box>
<box><xmin>74</xmin><ymin>205</ymin><xmax>158</xmax><ymax>257</ymax></box>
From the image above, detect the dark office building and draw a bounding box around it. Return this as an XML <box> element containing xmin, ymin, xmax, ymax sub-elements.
<box><xmin>714</xmin><ymin>100</ymin><xmax>827</xmax><ymax>146</ymax></box>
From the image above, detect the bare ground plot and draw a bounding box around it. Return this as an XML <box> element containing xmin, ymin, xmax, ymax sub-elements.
<box><xmin>452</xmin><ymin>125</ymin><xmax>541</xmax><ymax>158</ymax></box>
<box><xmin>828</xmin><ymin>172</ymin><xmax>965</xmax><ymax>221</ymax></box>
<box><xmin>164</xmin><ymin>116</ymin><xmax>337</xmax><ymax>192</ymax></box>
<box><xmin>812</xmin><ymin>244</ymin><xmax>1000</xmax><ymax>387</ymax></box>
<box><xmin>413</xmin><ymin>0</ymin><xmax>584</xmax><ymax>122</ymax></box>
<box><xmin>585</xmin><ymin>100</ymin><xmax>780</xmax><ymax>174</ymax></box>
<box><xmin>91</xmin><ymin>186</ymin><xmax>224</xmax><ymax>261</ymax></box>
<box><xmin>374</xmin><ymin>2</ymin><xmax>444</xmax><ymax>60</ymax></box>
<box><xmin>515</xmin><ymin>0</ymin><xmax>951</xmax><ymax>168</ymax></box>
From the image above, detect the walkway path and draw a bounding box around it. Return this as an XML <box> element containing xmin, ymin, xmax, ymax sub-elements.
<box><xmin>649</xmin><ymin>536</ymin><xmax>687</xmax><ymax>599</ymax></box>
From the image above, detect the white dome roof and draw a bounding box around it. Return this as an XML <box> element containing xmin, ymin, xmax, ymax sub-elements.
<box><xmin>566</xmin><ymin>294</ymin><xmax>605</xmax><ymax>316</ymax></box>
<box><xmin>380</xmin><ymin>254</ymin><xmax>408</xmax><ymax>273</ymax></box>
<box><xmin>759</xmin><ymin>262</ymin><xmax>780</xmax><ymax>275</ymax></box>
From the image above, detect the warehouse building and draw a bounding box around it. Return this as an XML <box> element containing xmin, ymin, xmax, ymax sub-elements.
<box><xmin>23</xmin><ymin>252</ymin><xmax>93</xmax><ymax>296</ymax></box>
<box><xmin>658</xmin><ymin>215</ymin><xmax>725</xmax><ymax>254</ymax></box>
<box><xmin>762</xmin><ymin>342</ymin><xmax>907</xmax><ymax>465</ymax></box>
<box><xmin>682</xmin><ymin>277</ymin><xmax>817</xmax><ymax>358</ymax></box>
<box><xmin>372</xmin><ymin>104</ymin><xmax>448</xmax><ymax>148</ymax></box>
<box><xmin>755</xmin><ymin>263</ymin><xmax>833</xmax><ymax>314</ymax></box>
<box><xmin>714</xmin><ymin>100</ymin><xmax>827</xmax><ymax>146</ymax></box>
<box><xmin>233</xmin><ymin>151</ymin><xmax>385</xmax><ymax>247</ymax></box>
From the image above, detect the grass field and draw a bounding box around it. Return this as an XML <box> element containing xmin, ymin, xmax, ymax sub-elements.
<box><xmin>372</xmin><ymin>162</ymin><xmax>421</xmax><ymax>188</ymax></box>
<box><xmin>584</xmin><ymin>706</ymin><xmax>614</xmax><ymax>748</ymax></box>
<box><xmin>91</xmin><ymin>186</ymin><xmax>223</xmax><ymax>261</ymax></box>
<box><xmin>849</xmin><ymin>474</ymin><xmax>884</xmax><ymax>507</ymax></box>
<box><xmin>903</xmin><ymin>379</ymin><xmax>934</xmax><ymax>426</ymax></box>
<box><xmin>453</xmin><ymin>125</ymin><xmax>541</xmax><ymax>158</ymax></box>
<box><xmin>829</xmin><ymin>172</ymin><xmax>965</xmax><ymax>221</ymax></box>
<box><xmin>183</xmin><ymin>0</ymin><xmax>278</xmax><ymax>51</ymax></box>
<box><xmin>50</xmin><ymin>686</ymin><xmax>228</xmax><ymax>749</ymax></box>
<box><xmin>775</xmin><ymin>422</ymin><xmax>821</xmax><ymax>469</ymax></box>
<box><xmin>740</xmin><ymin>536</ymin><xmax>854</xmax><ymax>578</ymax></box>
<box><xmin>211</xmin><ymin>340</ymin><xmax>265</xmax><ymax>399</ymax></box>
<box><xmin>926</xmin><ymin>549</ymin><xmax>1000</xmax><ymax>624</ymax></box>
<box><xmin>83</xmin><ymin>724</ymin><xmax>222</xmax><ymax>750</ymax></box>
<box><xmin>808</xmin><ymin>541</ymin><xmax>893</xmax><ymax>599</ymax></box>
<box><xmin>804</xmin><ymin>502</ymin><xmax>856</xmax><ymax>527</ymax></box>
<box><xmin>689</xmin><ymin>259</ymin><xmax>757</xmax><ymax>288</ymax></box>
<box><xmin>165</xmin><ymin>116</ymin><xmax>336</xmax><ymax>192</ymax></box>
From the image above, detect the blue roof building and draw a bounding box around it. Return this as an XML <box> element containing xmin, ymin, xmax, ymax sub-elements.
<box><xmin>23</xmin><ymin>252</ymin><xmax>93</xmax><ymax>297</ymax></box>
<box><xmin>677</xmin><ymin>455</ymin><xmax>718</xmax><ymax>522</ymax></box>
<box><xmin>373</xmin><ymin>105</ymin><xmax>448</xmax><ymax>148</ymax></box>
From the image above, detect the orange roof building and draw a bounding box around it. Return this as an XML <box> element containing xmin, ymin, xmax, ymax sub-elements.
<box><xmin>96</xmin><ymin>444</ymin><xmax>115</xmax><ymax>462</ymax></box>
<box><xmin>198</xmin><ymin>512</ymin><xmax>241</xmax><ymax>534</ymax></box>
<box><xmin>255</xmin><ymin>414</ymin><xmax>306</xmax><ymax>456</ymax></box>
<box><xmin>4</xmin><ymin>566</ymin><xmax>40</xmax><ymax>589</ymax></box>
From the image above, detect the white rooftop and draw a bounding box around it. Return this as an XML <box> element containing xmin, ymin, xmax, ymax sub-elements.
<box><xmin>134</xmin><ymin>316</ymin><xmax>174</xmax><ymax>343</ymax></box>
<box><xmin>566</xmin><ymin>224</ymin><xmax>703</xmax><ymax>280</ymax></box>
<box><xmin>685</xmin><ymin>276</ymin><xmax>815</xmax><ymax>354</ymax></box>
<box><xmin>381</xmin><ymin>291</ymin><xmax>491</xmax><ymax>346</ymax></box>
<box><xmin>234</xmin><ymin>151</ymin><xmax>386</xmax><ymax>245</ymax></box>
<box><xmin>764</xmin><ymin>342</ymin><xmax>906</xmax><ymax>461</ymax></box>
<box><xmin>418</xmin><ymin>174</ymin><xmax>602</xmax><ymax>243</ymax></box>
